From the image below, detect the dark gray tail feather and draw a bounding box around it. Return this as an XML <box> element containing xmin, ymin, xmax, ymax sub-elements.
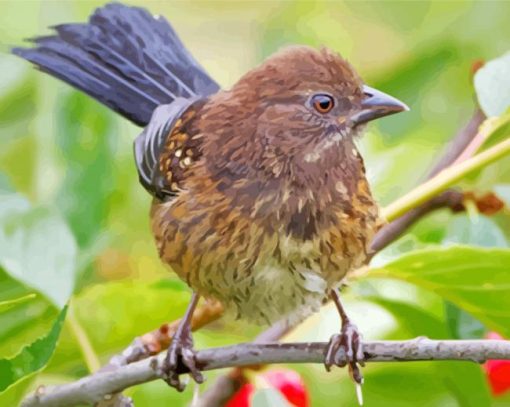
<box><xmin>12</xmin><ymin>2</ymin><xmax>220</xmax><ymax>126</ymax></box>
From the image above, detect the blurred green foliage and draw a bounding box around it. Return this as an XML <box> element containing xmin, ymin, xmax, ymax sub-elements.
<box><xmin>1</xmin><ymin>1</ymin><xmax>510</xmax><ymax>406</ymax></box>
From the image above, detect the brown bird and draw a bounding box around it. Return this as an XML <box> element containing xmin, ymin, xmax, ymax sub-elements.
<box><xmin>14</xmin><ymin>3</ymin><xmax>408</xmax><ymax>392</ymax></box>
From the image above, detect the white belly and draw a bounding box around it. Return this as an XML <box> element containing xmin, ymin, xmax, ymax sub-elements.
<box><xmin>218</xmin><ymin>257</ymin><xmax>331</xmax><ymax>325</ymax></box>
<box><xmin>193</xmin><ymin>235</ymin><xmax>352</xmax><ymax>325</ymax></box>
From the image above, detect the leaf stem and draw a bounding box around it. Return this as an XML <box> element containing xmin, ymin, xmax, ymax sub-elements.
<box><xmin>66</xmin><ymin>305</ymin><xmax>101</xmax><ymax>373</ymax></box>
<box><xmin>382</xmin><ymin>138</ymin><xmax>510</xmax><ymax>221</ymax></box>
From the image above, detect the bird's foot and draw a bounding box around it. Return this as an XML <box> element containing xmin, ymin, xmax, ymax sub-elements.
<box><xmin>162</xmin><ymin>329</ymin><xmax>204</xmax><ymax>392</ymax></box>
<box><xmin>324</xmin><ymin>320</ymin><xmax>365</xmax><ymax>385</ymax></box>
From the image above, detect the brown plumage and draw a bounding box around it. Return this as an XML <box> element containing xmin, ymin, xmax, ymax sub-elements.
<box><xmin>151</xmin><ymin>47</ymin><xmax>379</xmax><ymax>324</ymax></box>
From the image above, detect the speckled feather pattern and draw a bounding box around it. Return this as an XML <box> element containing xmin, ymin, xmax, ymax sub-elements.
<box><xmin>151</xmin><ymin>47</ymin><xmax>380</xmax><ymax>324</ymax></box>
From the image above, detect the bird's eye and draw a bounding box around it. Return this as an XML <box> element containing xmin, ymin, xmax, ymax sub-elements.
<box><xmin>311</xmin><ymin>94</ymin><xmax>335</xmax><ymax>114</ymax></box>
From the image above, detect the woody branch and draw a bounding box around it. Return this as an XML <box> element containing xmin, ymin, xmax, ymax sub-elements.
<box><xmin>22</xmin><ymin>339</ymin><xmax>510</xmax><ymax>407</ymax></box>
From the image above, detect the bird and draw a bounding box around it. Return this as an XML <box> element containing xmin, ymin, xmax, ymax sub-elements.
<box><xmin>13</xmin><ymin>2</ymin><xmax>408</xmax><ymax>392</ymax></box>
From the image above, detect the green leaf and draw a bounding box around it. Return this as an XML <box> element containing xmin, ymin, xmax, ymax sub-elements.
<box><xmin>0</xmin><ymin>205</ymin><xmax>78</xmax><ymax>308</ymax></box>
<box><xmin>369</xmin><ymin>298</ymin><xmax>491</xmax><ymax>406</ymax></box>
<box><xmin>470</xmin><ymin>111</ymin><xmax>510</xmax><ymax>156</ymax></box>
<box><xmin>0</xmin><ymin>191</ymin><xmax>31</xmax><ymax>221</ymax></box>
<box><xmin>252</xmin><ymin>388</ymin><xmax>291</xmax><ymax>407</ymax></box>
<box><xmin>74</xmin><ymin>280</ymin><xmax>191</xmax><ymax>350</ymax></box>
<box><xmin>0</xmin><ymin>306</ymin><xmax>67</xmax><ymax>392</ymax></box>
<box><xmin>370</xmin><ymin>246</ymin><xmax>510</xmax><ymax>337</ymax></box>
<box><xmin>443</xmin><ymin>214</ymin><xmax>508</xmax><ymax>248</ymax></box>
<box><xmin>495</xmin><ymin>184</ymin><xmax>510</xmax><ymax>207</ymax></box>
<box><xmin>370</xmin><ymin>298</ymin><xmax>447</xmax><ymax>337</ymax></box>
<box><xmin>444</xmin><ymin>301</ymin><xmax>485</xmax><ymax>339</ymax></box>
<box><xmin>442</xmin><ymin>214</ymin><xmax>504</xmax><ymax>338</ymax></box>
<box><xmin>371</xmin><ymin>234</ymin><xmax>434</xmax><ymax>268</ymax></box>
<box><xmin>43</xmin><ymin>279</ymin><xmax>192</xmax><ymax>373</ymax></box>
<box><xmin>475</xmin><ymin>52</ymin><xmax>510</xmax><ymax>117</ymax></box>
<box><xmin>0</xmin><ymin>268</ymin><xmax>57</xmax><ymax>359</ymax></box>
<box><xmin>0</xmin><ymin>376</ymin><xmax>34</xmax><ymax>407</ymax></box>
<box><xmin>0</xmin><ymin>193</ymin><xmax>71</xmax><ymax>368</ymax></box>
<box><xmin>0</xmin><ymin>294</ymin><xmax>36</xmax><ymax>312</ymax></box>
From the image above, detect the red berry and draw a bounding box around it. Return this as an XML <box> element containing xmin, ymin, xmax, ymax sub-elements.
<box><xmin>226</xmin><ymin>369</ymin><xmax>310</xmax><ymax>407</ymax></box>
<box><xmin>487</xmin><ymin>332</ymin><xmax>503</xmax><ymax>341</ymax></box>
<box><xmin>484</xmin><ymin>332</ymin><xmax>510</xmax><ymax>396</ymax></box>
<box><xmin>225</xmin><ymin>382</ymin><xmax>255</xmax><ymax>407</ymax></box>
<box><xmin>262</xmin><ymin>369</ymin><xmax>309</xmax><ymax>407</ymax></box>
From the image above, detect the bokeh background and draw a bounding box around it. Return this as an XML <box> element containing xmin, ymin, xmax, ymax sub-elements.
<box><xmin>1</xmin><ymin>1</ymin><xmax>510</xmax><ymax>406</ymax></box>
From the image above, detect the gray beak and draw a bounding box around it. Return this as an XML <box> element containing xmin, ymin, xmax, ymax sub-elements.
<box><xmin>351</xmin><ymin>85</ymin><xmax>409</xmax><ymax>126</ymax></box>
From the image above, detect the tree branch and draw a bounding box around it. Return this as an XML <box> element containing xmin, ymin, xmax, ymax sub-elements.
<box><xmin>380</xmin><ymin>137</ymin><xmax>510</xmax><ymax>221</ymax></box>
<box><xmin>370</xmin><ymin>189</ymin><xmax>464</xmax><ymax>253</ymax></box>
<box><xmin>370</xmin><ymin>108</ymin><xmax>485</xmax><ymax>252</ymax></box>
<box><xmin>99</xmin><ymin>300</ymin><xmax>225</xmax><ymax>370</ymax></box>
<box><xmin>22</xmin><ymin>339</ymin><xmax>510</xmax><ymax>407</ymax></box>
<box><xmin>428</xmin><ymin>109</ymin><xmax>486</xmax><ymax>178</ymax></box>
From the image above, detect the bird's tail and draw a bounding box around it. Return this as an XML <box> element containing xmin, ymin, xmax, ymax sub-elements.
<box><xmin>12</xmin><ymin>3</ymin><xmax>219</xmax><ymax>127</ymax></box>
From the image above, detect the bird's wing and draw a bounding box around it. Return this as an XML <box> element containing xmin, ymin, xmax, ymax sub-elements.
<box><xmin>134</xmin><ymin>97</ymin><xmax>205</xmax><ymax>199</ymax></box>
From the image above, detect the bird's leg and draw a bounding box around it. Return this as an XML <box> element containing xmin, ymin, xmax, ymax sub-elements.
<box><xmin>163</xmin><ymin>292</ymin><xmax>204</xmax><ymax>391</ymax></box>
<box><xmin>324</xmin><ymin>288</ymin><xmax>365</xmax><ymax>385</ymax></box>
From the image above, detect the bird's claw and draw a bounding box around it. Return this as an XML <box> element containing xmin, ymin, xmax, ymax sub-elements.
<box><xmin>162</xmin><ymin>332</ymin><xmax>204</xmax><ymax>392</ymax></box>
<box><xmin>324</xmin><ymin>321</ymin><xmax>365</xmax><ymax>384</ymax></box>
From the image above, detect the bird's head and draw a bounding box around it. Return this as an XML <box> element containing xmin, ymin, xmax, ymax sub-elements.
<box><xmin>201</xmin><ymin>46</ymin><xmax>408</xmax><ymax>180</ymax></box>
<box><xmin>236</xmin><ymin>46</ymin><xmax>407</xmax><ymax>154</ymax></box>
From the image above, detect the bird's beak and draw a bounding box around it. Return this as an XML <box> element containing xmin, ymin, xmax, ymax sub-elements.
<box><xmin>350</xmin><ymin>85</ymin><xmax>409</xmax><ymax>126</ymax></box>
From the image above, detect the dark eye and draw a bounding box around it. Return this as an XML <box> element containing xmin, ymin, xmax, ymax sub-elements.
<box><xmin>311</xmin><ymin>94</ymin><xmax>335</xmax><ymax>114</ymax></box>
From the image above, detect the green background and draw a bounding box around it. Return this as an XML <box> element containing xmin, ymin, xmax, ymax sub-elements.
<box><xmin>1</xmin><ymin>1</ymin><xmax>510</xmax><ymax>406</ymax></box>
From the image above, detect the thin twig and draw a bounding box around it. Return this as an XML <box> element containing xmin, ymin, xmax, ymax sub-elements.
<box><xmin>66</xmin><ymin>306</ymin><xmax>101</xmax><ymax>373</ymax></box>
<box><xmin>99</xmin><ymin>300</ymin><xmax>225</xmax><ymax>372</ymax></box>
<box><xmin>370</xmin><ymin>190</ymin><xmax>464</xmax><ymax>253</ymax></box>
<box><xmin>381</xmin><ymin>136</ymin><xmax>510</xmax><ymax>221</ymax></box>
<box><xmin>371</xmin><ymin>108</ymin><xmax>485</xmax><ymax>252</ymax></box>
<box><xmin>94</xmin><ymin>301</ymin><xmax>224</xmax><ymax>406</ymax></box>
<box><xmin>428</xmin><ymin>109</ymin><xmax>485</xmax><ymax>178</ymax></box>
<box><xmin>22</xmin><ymin>339</ymin><xmax>510</xmax><ymax>407</ymax></box>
